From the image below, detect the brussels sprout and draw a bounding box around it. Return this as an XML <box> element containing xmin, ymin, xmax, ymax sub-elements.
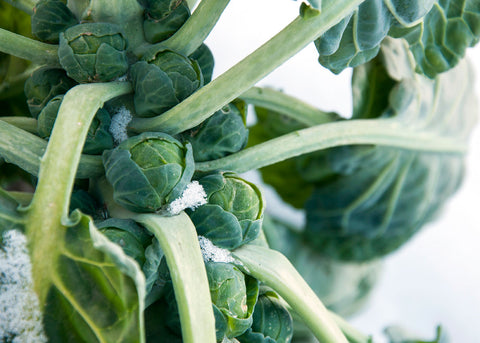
<box><xmin>58</xmin><ymin>23</ymin><xmax>129</xmax><ymax>83</ymax></box>
<box><xmin>103</xmin><ymin>132</ymin><xmax>194</xmax><ymax>212</ymax></box>
<box><xmin>24</xmin><ymin>66</ymin><xmax>77</xmax><ymax>118</ymax></box>
<box><xmin>162</xmin><ymin>261</ymin><xmax>259</xmax><ymax>341</ymax></box>
<box><xmin>238</xmin><ymin>287</ymin><xmax>293</xmax><ymax>343</ymax></box>
<box><xmin>142</xmin><ymin>0</ymin><xmax>190</xmax><ymax>43</ymax></box>
<box><xmin>97</xmin><ymin>218</ymin><xmax>152</xmax><ymax>266</ymax></box>
<box><xmin>180</xmin><ymin>102</ymin><xmax>248</xmax><ymax>162</ymax></box>
<box><xmin>37</xmin><ymin>94</ymin><xmax>63</xmax><ymax>138</ymax></box>
<box><xmin>130</xmin><ymin>50</ymin><xmax>203</xmax><ymax>117</ymax></box>
<box><xmin>37</xmin><ymin>96</ymin><xmax>114</xmax><ymax>154</ymax></box>
<box><xmin>187</xmin><ymin>172</ymin><xmax>264</xmax><ymax>250</ymax></box>
<box><xmin>31</xmin><ymin>0</ymin><xmax>78</xmax><ymax>43</ymax></box>
<box><xmin>189</xmin><ymin>43</ymin><xmax>214</xmax><ymax>84</ymax></box>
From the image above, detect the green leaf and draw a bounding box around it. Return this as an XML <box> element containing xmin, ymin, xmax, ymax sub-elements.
<box><xmin>315</xmin><ymin>0</ymin><xmax>480</xmax><ymax>77</ymax></box>
<box><xmin>42</xmin><ymin>213</ymin><xmax>146</xmax><ymax>343</ymax></box>
<box><xmin>303</xmin><ymin>38</ymin><xmax>477</xmax><ymax>261</ymax></box>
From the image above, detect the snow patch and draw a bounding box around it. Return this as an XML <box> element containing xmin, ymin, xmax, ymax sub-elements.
<box><xmin>198</xmin><ymin>236</ymin><xmax>234</xmax><ymax>263</ymax></box>
<box><xmin>0</xmin><ymin>230</ymin><xmax>47</xmax><ymax>343</ymax></box>
<box><xmin>167</xmin><ymin>181</ymin><xmax>207</xmax><ymax>215</ymax></box>
<box><xmin>109</xmin><ymin>106</ymin><xmax>132</xmax><ymax>144</ymax></box>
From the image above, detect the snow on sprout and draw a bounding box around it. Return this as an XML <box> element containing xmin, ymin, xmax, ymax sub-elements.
<box><xmin>198</xmin><ymin>236</ymin><xmax>234</xmax><ymax>263</ymax></box>
<box><xmin>167</xmin><ymin>181</ymin><xmax>207</xmax><ymax>215</ymax></box>
<box><xmin>109</xmin><ymin>106</ymin><xmax>132</xmax><ymax>144</ymax></box>
<box><xmin>0</xmin><ymin>230</ymin><xmax>47</xmax><ymax>343</ymax></box>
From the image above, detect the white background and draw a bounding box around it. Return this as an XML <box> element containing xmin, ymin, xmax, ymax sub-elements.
<box><xmin>204</xmin><ymin>1</ymin><xmax>480</xmax><ymax>342</ymax></box>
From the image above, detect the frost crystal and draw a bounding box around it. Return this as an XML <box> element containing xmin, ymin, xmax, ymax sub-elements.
<box><xmin>0</xmin><ymin>230</ymin><xmax>47</xmax><ymax>343</ymax></box>
<box><xmin>167</xmin><ymin>181</ymin><xmax>207</xmax><ymax>215</ymax></box>
<box><xmin>198</xmin><ymin>236</ymin><xmax>234</xmax><ymax>263</ymax></box>
<box><xmin>109</xmin><ymin>106</ymin><xmax>132</xmax><ymax>144</ymax></box>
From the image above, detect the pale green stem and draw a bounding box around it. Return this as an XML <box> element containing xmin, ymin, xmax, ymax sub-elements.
<box><xmin>0</xmin><ymin>65</ymin><xmax>37</xmax><ymax>100</ymax></box>
<box><xmin>2</xmin><ymin>0</ymin><xmax>37</xmax><ymax>14</ymax></box>
<box><xmin>195</xmin><ymin>118</ymin><xmax>467</xmax><ymax>173</ymax></box>
<box><xmin>134</xmin><ymin>213</ymin><xmax>217</xmax><ymax>343</ymax></box>
<box><xmin>0</xmin><ymin>116</ymin><xmax>38</xmax><ymax>133</ymax></box>
<box><xmin>162</xmin><ymin>0</ymin><xmax>230</xmax><ymax>56</ymax></box>
<box><xmin>240</xmin><ymin>87</ymin><xmax>339</xmax><ymax>126</ymax></box>
<box><xmin>26</xmin><ymin>82</ymin><xmax>132</xmax><ymax>305</ymax></box>
<box><xmin>328</xmin><ymin>311</ymin><xmax>372</xmax><ymax>343</ymax></box>
<box><xmin>0</xmin><ymin>28</ymin><xmax>59</xmax><ymax>65</ymax></box>
<box><xmin>233</xmin><ymin>244</ymin><xmax>349</xmax><ymax>343</ymax></box>
<box><xmin>0</xmin><ymin>119</ymin><xmax>104</xmax><ymax>178</ymax></box>
<box><xmin>2</xmin><ymin>190</ymin><xmax>34</xmax><ymax>207</ymax></box>
<box><xmin>129</xmin><ymin>0</ymin><xmax>365</xmax><ymax>134</ymax></box>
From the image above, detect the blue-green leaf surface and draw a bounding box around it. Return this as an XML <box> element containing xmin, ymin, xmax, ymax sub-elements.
<box><xmin>304</xmin><ymin>39</ymin><xmax>477</xmax><ymax>260</ymax></box>
<box><xmin>315</xmin><ymin>0</ymin><xmax>480</xmax><ymax>77</ymax></box>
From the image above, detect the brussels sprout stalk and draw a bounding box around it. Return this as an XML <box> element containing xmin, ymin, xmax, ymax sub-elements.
<box><xmin>129</xmin><ymin>0</ymin><xmax>365</xmax><ymax>134</ymax></box>
<box><xmin>134</xmin><ymin>212</ymin><xmax>217</xmax><ymax>343</ymax></box>
<box><xmin>2</xmin><ymin>0</ymin><xmax>37</xmax><ymax>15</ymax></box>
<box><xmin>233</xmin><ymin>244</ymin><xmax>349</xmax><ymax>343</ymax></box>
<box><xmin>0</xmin><ymin>116</ymin><xmax>38</xmax><ymax>133</ymax></box>
<box><xmin>0</xmin><ymin>28</ymin><xmax>59</xmax><ymax>65</ymax></box>
<box><xmin>25</xmin><ymin>82</ymin><xmax>132</xmax><ymax>305</ymax></box>
<box><xmin>0</xmin><ymin>120</ymin><xmax>104</xmax><ymax>178</ymax></box>
<box><xmin>240</xmin><ymin>87</ymin><xmax>339</xmax><ymax>126</ymax></box>
<box><xmin>142</xmin><ymin>0</ymin><xmax>231</xmax><ymax>57</ymax></box>
<box><xmin>195</xmin><ymin>118</ymin><xmax>466</xmax><ymax>174</ymax></box>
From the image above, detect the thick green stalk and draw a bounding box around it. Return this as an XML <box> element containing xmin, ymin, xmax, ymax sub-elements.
<box><xmin>26</xmin><ymin>82</ymin><xmax>132</xmax><ymax>304</ymax></box>
<box><xmin>233</xmin><ymin>244</ymin><xmax>349</xmax><ymax>343</ymax></box>
<box><xmin>328</xmin><ymin>311</ymin><xmax>372</xmax><ymax>343</ymax></box>
<box><xmin>240</xmin><ymin>87</ymin><xmax>339</xmax><ymax>126</ymax></box>
<box><xmin>129</xmin><ymin>0</ymin><xmax>365</xmax><ymax>134</ymax></box>
<box><xmin>162</xmin><ymin>0</ymin><xmax>230</xmax><ymax>56</ymax></box>
<box><xmin>0</xmin><ymin>116</ymin><xmax>38</xmax><ymax>133</ymax></box>
<box><xmin>2</xmin><ymin>0</ymin><xmax>37</xmax><ymax>14</ymax></box>
<box><xmin>135</xmin><ymin>213</ymin><xmax>217</xmax><ymax>343</ymax></box>
<box><xmin>195</xmin><ymin>118</ymin><xmax>466</xmax><ymax>173</ymax></box>
<box><xmin>0</xmin><ymin>119</ymin><xmax>104</xmax><ymax>178</ymax></box>
<box><xmin>0</xmin><ymin>28</ymin><xmax>59</xmax><ymax>65</ymax></box>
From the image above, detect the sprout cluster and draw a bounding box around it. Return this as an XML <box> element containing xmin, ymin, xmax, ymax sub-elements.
<box><xmin>3</xmin><ymin>1</ymin><xmax>285</xmax><ymax>341</ymax></box>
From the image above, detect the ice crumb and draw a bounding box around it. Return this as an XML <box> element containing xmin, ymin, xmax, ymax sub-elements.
<box><xmin>167</xmin><ymin>181</ymin><xmax>207</xmax><ymax>215</ymax></box>
<box><xmin>198</xmin><ymin>236</ymin><xmax>234</xmax><ymax>263</ymax></box>
<box><xmin>0</xmin><ymin>230</ymin><xmax>47</xmax><ymax>343</ymax></box>
<box><xmin>115</xmin><ymin>74</ymin><xmax>128</xmax><ymax>82</ymax></box>
<box><xmin>109</xmin><ymin>106</ymin><xmax>132</xmax><ymax>144</ymax></box>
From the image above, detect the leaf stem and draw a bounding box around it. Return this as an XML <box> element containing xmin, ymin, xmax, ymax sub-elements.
<box><xmin>25</xmin><ymin>82</ymin><xmax>131</xmax><ymax>304</ymax></box>
<box><xmin>0</xmin><ymin>119</ymin><xmax>104</xmax><ymax>178</ymax></box>
<box><xmin>162</xmin><ymin>0</ymin><xmax>230</xmax><ymax>56</ymax></box>
<box><xmin>134</xmin><ymin>212</ymin><xmax>217</xmax><ymax>343</ymax></box>
<box><xmin>195</xmin><ymin>118</ymin><xmax>467</xmax><ymax>173</ymax></box>
<box><xmin>0</xmin><ymin>28</ymin><xmax>59</xmax><ymax>65</ymax></box>
<box><xmin>240</xmin><ymin>87</ymin><xmax>339</xmax><ymax>126</ymax></box>
<box><xmin>0</xmin><ymin>116</ymin><xmax>38</xmax><ymax>133</ymax></box>
<box><xmin>2</xmin><ymin>0</ymin><xmax>37</xmax><ymax>15</ymax></box>
<box><xmin>328</xmin><ymin>311</ymin><xmax>372</xmax><ymax>343</ymax></box>
<box><xmin>129</xmin><ymin>0</ymin><xmax>365</xmax><ymax>134</ymax></box>
<box><xmin>233</xmin><ymin>244</ymin><xmax>349</xmax><ymax>343</ymax></box>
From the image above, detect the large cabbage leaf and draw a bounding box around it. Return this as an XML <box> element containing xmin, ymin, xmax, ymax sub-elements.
<box><xmin>303</xmin><ymin>38</ymin><xmax>477</xmax><ymax>261</ymax></box>
<box><xmin>41</xmin><ymin>213</ymin><xmax>146</xmax><ymax>342</ymax></box>
<box><xmin>315</xmin><ymin>0</ymin><xmax>480</xmax><ymax>78</ymax></box>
